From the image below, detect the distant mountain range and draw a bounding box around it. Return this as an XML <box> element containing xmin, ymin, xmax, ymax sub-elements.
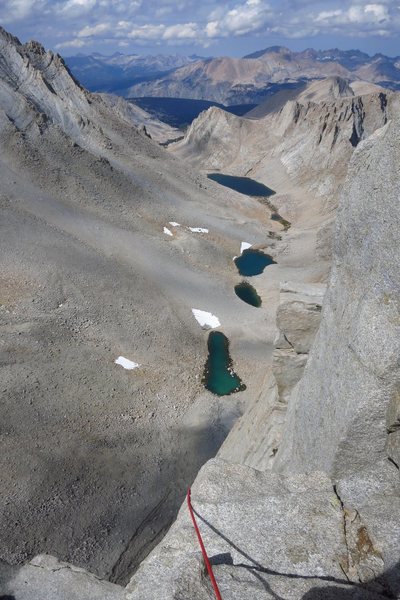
<box><xmin>65</xmin><ymin>46</ymin><xmax>400</xmax><ymax>106</ymax></box>
<box><xmin>64</xmin><ymin>52</ymin><xmax>207</xmax><ymax>93</ymax></box>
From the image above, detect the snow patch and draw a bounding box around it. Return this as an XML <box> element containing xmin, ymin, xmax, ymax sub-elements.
<box><xmin>115</xmin><ymin>356</ymin><xmax>140</xmax><ymax>370</ymax></box>
<box><xmin>169</xmin><ymin>221</ymin><xmax>181</xmax><ymax>227</ymax></box>
<box><xmin>192</xmin><ymin>309</ymin><xmax>221</xmax><ymax>329</ymax></box>
<box><xmin>189</xmin><ymin>227</ymin><xmax>209</xmax><ymax>233</ymax></box>
<box><xmin>240</xmin><ymin>241</ymin><xmax>252</xmax><ymax>253</ymax></box>
<box><xmin>163</xmin><ymin>227</ymin><xmax>173</xmax><ymax>237</ymax></box>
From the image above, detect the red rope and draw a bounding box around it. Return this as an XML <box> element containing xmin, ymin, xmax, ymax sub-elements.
<box><xmin>187</xmin><ymin>487</ymin><xmax>223</xmax><ymax>600</ymax></box>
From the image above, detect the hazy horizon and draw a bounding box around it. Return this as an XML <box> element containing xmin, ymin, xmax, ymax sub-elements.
<box><xmin>60</xmin><ymin>44</ymin><xmax>399</xmax><ymax>59</ymax></box>
<box><xmin>1</xmin><ymin>1</ymin><xmax>400</xmax><ymax>59</ymax></box>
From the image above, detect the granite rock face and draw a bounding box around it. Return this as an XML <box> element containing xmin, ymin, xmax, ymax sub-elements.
<box><xmin>269</xmin><ymin>110</ymin><xmax>400</xmax><ymax>596</ymax></box>
<box><xmin>274</xmin><ymin>111</ymin><xmax>400</xmax><ymax>480</ymax></box>
<box><xmin>275</xmin><ymin>283</ymin><xmax>326</xmax><ymax>355</ymax></box>
<box><xmin>219</xmin><ymin>282</ymin><xmax>325</xmax><ymax>470</ymax></box>
<box><xmin>126</xmin><ymin>459</ymin><xmax>390</xmax><ymax>600</ymax></box>
<box><xmin>0</xmin><ymin>554</ymin><xmax>125</xmax><ymax>600</ymax></box>
<box><xmin>274</xmin><ymin>282</ymin><xmax>326</xmax><ymax>403</ymax></box>
<box><xmin>336</xmin><ymin>459</ymin><xmax>400</xmax><ymax>593</ymax></box>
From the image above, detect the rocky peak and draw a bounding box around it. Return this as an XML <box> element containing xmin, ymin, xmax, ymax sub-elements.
<box><xmin>330</xmin><ymin>75</ymin><xmax>354</xmax><ymax>97</ymax></box>
<box><xmin>0</xmin><ymin>25</ymin><xmax>21</xmax><ymax>46</ymax></box>
<box><xmin>0</xmin><ymin>27</ymin><xmax>94</xmax><ymax>138</ymax></box>
<box><xmin>243</xmin><ymin>45</ymin><xmax>292</xmax><ymax>59</ymax></box>
<box><xmin>23</xmin><ymin>39</ymin><xmax>47</xmax><ymax>55</ymax></box>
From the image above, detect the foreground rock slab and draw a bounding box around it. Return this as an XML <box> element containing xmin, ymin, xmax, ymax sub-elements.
<box><xmin>0</xmin><ymin>554</ymin><xmax>125</xmax><ymax>600</ymax></box>
<box><xmin>125</xmin><ymin>458</ymin><xmax>388</xmax><ymax>599</ymax></box>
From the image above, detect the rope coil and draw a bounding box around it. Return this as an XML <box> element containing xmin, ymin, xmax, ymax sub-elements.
<box><xmin>187</xmin><ymin>487</ymin><xmax>223</xmax><ymax>600</ymax></box>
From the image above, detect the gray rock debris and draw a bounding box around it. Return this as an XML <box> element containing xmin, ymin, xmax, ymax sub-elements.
<box><xmin>126</xmin><ymin>458</ymin><xmax>389</xmax><ymax>599</ymax></box>
<box><xmin>0</xmin><ymin>554</ymin><xmax>125</xmax><ymax>600</ymax></box>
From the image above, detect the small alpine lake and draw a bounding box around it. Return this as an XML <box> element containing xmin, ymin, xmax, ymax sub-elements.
<box><xmin>207</xmin><ymin>173</ymin><xmax>276</xmax><ymax>197</ymax></box>
<box><xmin>203</xmin><ymin>331</ymin><xmax>246</xmax><ymax>396</ymax></box>
<box><xmin>207</xmin><ymin>172</ymin><xmax>291</xmax><ymax>230</ymax></box>
<box><xmin>234</xmin><ymin>281</ymin><xmax>262</xmax><ymax>307</ymax></box>
<box><xmin>234</xmin><ymin>249</ymin><xmax>276</xmax><ymax>277</ymax></box>
<box><xmin>271</xmin><ymin>211</ymin><xmax>291</xmax><ymax>231</ymax></box>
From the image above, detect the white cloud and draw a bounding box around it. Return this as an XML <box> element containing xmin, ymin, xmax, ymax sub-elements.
<box><xmin>59</xmin><ymin>0</ymin><xmax>98</xmax><ymax>17</ymax></box>
<box><xmin>127</xmin><ymin>24</ymin><xmax>166</xmax><ymax>40</ymax></box>
<box><xmin>0</xmin><ymin>0</ymin><xmax>44</xmax><ymax>23</ymax></box>
<box><xmin>315</xmin><ymin>3</ymin><xmax>389</xmax><ymax>25</ymax></box>
<box><xmin>126</xmin><ymin>21</ymin><xmax>199</xmax><ymax>41</ymax></box>
<box><xmin>206</xmin><ymin>0</ymin><xmax>272</xmax><ymax>38</ymax></box>
<box><xmin>163</xmin><ymin>22</ymin><xmax>198</xmax><ymax>39</ymax></box>
<box><xmin>78</xmin><ymin>23</ymin><xmax>110</xmax><ymax>37</ymax></box>
<box><xmin>311</xmin><ymin>2</ymin><xmax>393</xmax><ymax>36</ymax></box>
<box><xmin>2</xmin><ymin>0</ymin><xmax>400</xmax><ymax>49</ymax></box>
<box><xmin>55</xmin><ymin>38</ymin><xmax>87</xmax><ymax>48</ymax></box>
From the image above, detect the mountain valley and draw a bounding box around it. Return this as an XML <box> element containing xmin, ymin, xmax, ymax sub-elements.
<box><xmin>0</xmin><ymin>24</ymin><xmax>400</xmax><ymax>600</ymax></box>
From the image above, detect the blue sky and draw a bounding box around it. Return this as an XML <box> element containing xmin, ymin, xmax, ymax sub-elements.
<box><xmin>1</xmin><ymin>0</ymin><xmax>400</xmax><ymax>57</ymax></box>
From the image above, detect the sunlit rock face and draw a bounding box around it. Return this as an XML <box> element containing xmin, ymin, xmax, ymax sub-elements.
<box><xmin>275</xmin><ymin>112</ymin><xmax>400</xmax><ymax>479</ymax></box>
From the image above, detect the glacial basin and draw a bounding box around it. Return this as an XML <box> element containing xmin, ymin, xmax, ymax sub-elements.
<box><xmin>207</xmin><ymin>173</ymin><xmax>276</xmax><ymax>197</ymax></box>
<box><xmin>207</xmin><ymin>172</ymin><xmax>291</xmax><ymax>230</ymax></box>
<box><xmin>234</xmin><ymin>281</ymin><xmax>262</xmax><ymax>307</ymax></box>
<box><xmin>234</xmin><ymin>249</ymin><xmax>276</xmax><ymax>277</ymax></box>
<box><xmin>203</xmin><ymin>331</ymin><xmax>246</xmax><ymax>396</ymax></box>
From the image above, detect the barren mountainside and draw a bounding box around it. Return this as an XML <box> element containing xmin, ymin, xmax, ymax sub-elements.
<box><xmin>172</xmin><ymin>77</ymin><xmax>391</xmax><ymax>216</ymax></box>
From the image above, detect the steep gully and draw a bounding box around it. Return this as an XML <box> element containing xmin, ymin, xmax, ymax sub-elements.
<box><xmin>109</xmin><ymin>173</ymin><xmax>286</xmax><ymax>582</ymax></box>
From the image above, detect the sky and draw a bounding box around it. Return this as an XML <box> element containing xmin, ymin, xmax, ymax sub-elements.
<box><xmin>1</xmin><ymin>0</ymin><xmax>400</xmax><ymax>57</ymax></box>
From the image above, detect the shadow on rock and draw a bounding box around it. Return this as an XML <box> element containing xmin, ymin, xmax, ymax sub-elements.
<box><xmin>197</xmin><ymin>509</ymin><xmax>400</xmax><ymax>600</ymax></box>
<box><xmin>301</xmin><ymin>562</ymin><xmax>400</xmax><ymax>599</ymax></box>
<box><xmin>0</xmin><ymin>559</ymin><xmax>19</xmax><ymax>600</ymax></box>
<box><xmin>1</xmin><ymin>416</ymin><xmax>233</xmax><ymax>587</ymax></box>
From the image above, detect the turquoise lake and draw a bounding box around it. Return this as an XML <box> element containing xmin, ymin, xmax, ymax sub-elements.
<box><xmin>203</xmin><ymin>331</ymin><xmax>246</xmax><ymax>396</ymax></box>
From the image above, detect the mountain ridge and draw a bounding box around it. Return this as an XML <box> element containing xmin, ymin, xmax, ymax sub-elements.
<box><xmin>64</xmin><ymin>51</ymin><xmax>208</xmax><ymax>93</ymax></box>
<box><xmin>122</xmin><ymin>48</ymin><xmax>400</xmax><ymax>104</ymax></box>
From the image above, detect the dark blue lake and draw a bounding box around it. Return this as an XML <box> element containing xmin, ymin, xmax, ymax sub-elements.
<box><xmin>203</xmin><ymin>331</ymin><xmax>246</xmax><ymax>396</ymax></box>
<box><xmin>234</xmin><ymin>249</ymin><xmax>276</xmax><ymax>277</ymax></box>
<box><xmin>208</xmin><ymin>173</ymin><xmax>291</xmax><ymax>230</ymax></box>
<box><xmin>207</xmin><ymin>173</ymin><xmax>276</xmax><ymax>197</ymax></box>
<box><xmin>234</xmin><ymin>281</ymin><xmax>262</xmax><ymax>307</ymax></box>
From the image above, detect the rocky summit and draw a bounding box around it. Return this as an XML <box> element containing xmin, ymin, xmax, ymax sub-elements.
<box><xmin>1</xmin><ymin>23</ymin><xmax>400</xmax><ymax>600</ymax></box>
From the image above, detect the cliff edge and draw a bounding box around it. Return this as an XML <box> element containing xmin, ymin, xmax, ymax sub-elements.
<box><xmin>125</xmin><ymin>103</ymin><xmax>400</xmax><ymax>599</ymax></box>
